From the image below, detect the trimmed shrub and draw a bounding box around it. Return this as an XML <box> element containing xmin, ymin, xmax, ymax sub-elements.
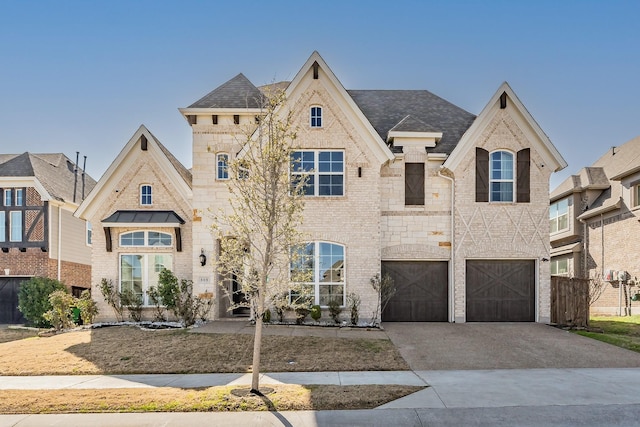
<box><xmin>76</xmin><ymin>290</ymin><xmax>98</xmax><ymax>324</ymax></box>
<box><xmin>43</xmin><ymin>290</ymin><xmax>76</xmax><ymax>331</ymax></box>
<box><xmin>310</xmin><ymin>305</ymin><xmax>321</xmax><ymax>322</ymax></box>
<box><xmin>328</xmin><ymin>299</ymin><xmax>342</xmax><ymax>324</ymax></box>
<box><xmin>18</xmin><ymin>277</ymin><xmax>66</xmax><ymax>328</ymax></box>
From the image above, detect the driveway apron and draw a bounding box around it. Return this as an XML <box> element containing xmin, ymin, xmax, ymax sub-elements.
<box><xmin>382</xmin><ymin>322</ymin><xmax>640</xmax><ymax>371</ymax></box>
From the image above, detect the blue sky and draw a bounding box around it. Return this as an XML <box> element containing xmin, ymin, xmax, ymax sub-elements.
<box><xmin>1</xmin><ymin>1</ymin><xmax>638</xmax><ymax>190</ymax></box>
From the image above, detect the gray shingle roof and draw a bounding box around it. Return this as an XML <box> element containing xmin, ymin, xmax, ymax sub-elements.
<box><xmin>388</xmin><ymin>115</ymin><xmax>440</xmax><ymax>134</ymax></box>
<box><xmin>347</xmin><ymin>90</ymin><xmax>476</xmax><ymax>154</ymax></box>
<box><xmin>188</xmin><ymin>73</ymin><xmax>264</xmax><ymax>109</ymax></box>
<box><xmin>146</xmin><ymin>129</ymin><xmax>192</xmax><ymax>187</ymax></box>
<box><xmin>0</xmin><ymin>153</ymin><xmax>97</xmax><ymax>203</ymax></box>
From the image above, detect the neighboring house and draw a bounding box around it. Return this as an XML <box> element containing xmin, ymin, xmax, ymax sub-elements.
<box><xmin>0</xmin><ymin>153</ymin><xmax>96</xmax><ymax>323</ymax></box>
<box><xmin>550</xmin><ymin>136</ymin><xmax>640</xmax><ymax>315</ymax></box>
<box><xmin>75</xmin><ymin>126</ymin><xmax>193</xmax><ymax>322</ymax></box>
<box><xmin>179</xmin><ymin>51</ymin><xmax>567</xmax><ymax>323</ymax></box>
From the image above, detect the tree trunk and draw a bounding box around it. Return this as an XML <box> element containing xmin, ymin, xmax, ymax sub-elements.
<box><xmin>251</xmin><ymin>315</ymin><xmax>263</xmax><ymax>393</ymax></box>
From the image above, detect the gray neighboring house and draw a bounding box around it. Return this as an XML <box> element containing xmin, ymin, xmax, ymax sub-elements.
<box><xmin>550</xmin><ymin>135</ymin><xmax>640</xmax><ymax>315</ymax></box>
<box><xmin>0</xmin><ymin>152</ymin><xmax>96</xmax><ymax>323</ymax></box>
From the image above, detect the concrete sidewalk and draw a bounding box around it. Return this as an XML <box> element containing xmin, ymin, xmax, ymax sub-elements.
<box><xmin>3</xmin><ymin>368</ymin><xmax>640</xmax><ymax>426</ymax></box>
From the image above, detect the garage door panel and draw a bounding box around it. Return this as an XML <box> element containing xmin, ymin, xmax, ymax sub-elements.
<box><xmin>466</xmin><ymin>260</ymin><xmax>535</xmax><ymax>322</ymax></box>
<box><xmin>382</xmin><ymin>261</ymin><xmax>448</xmax><ymax>322</ymax></box>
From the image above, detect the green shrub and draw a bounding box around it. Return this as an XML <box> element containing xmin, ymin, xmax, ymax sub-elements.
<box><xmin>18</xmin><ymin>277</ymin><xmax>67</xmax><ymax>328</ymax></box>
<box><xmin>328</xmin><ymin>299</ymin><xmax>342</xmax><ymax>324</ymax></box>
<box><xmin>157</xmin><ymin>268</ymin><xmax>209</xmax><ymax>327</ymax></box>
<box><xmin>98</xmin><ymin>278</ymin><xmax>124</xmax><ymax>321</ymax></box>
<box><xmin>310</xmin><ymin>304</ymin><xmax>321</xmax><ymax>322</ymax></box>
<box><xmin>262</xmin><ymin>308</ymin><xmax>272</xmax><ymax>323</ymax></box>
<box><xmin>76</xmin><ymin>290</ymin><xmax>98</xmax><ymax>324</ymax></box>
<box><xmin>120</xmin><ymin>289</ymin><xmax>143</xmax><ymax>322</ymax></box>
<box><xmin>147</xmin><ymin>286</ymin><xmax>167</xmax><ymax>322</ymax></box>
<box><xmin>43</xmin><ymin>290</ymin><xmax>76</xmax><ymax>331</ymax></box>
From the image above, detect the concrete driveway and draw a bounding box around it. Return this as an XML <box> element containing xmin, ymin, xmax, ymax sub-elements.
<box><xmin>383</xmin><ymin>322</ymin><xmax>640</xmax><ymax>371</ymax></box>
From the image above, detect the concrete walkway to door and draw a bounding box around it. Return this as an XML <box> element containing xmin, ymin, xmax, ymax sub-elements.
<box><xmin>383</xmin><ymin>322</ymin><xmax>640</xmax><ymax>371</ymax></box>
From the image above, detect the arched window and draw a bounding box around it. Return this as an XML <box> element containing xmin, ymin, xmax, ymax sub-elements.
<box><xmin>291</xmin><ymin>241</ymin><xmax>345</xmax><ymax>306</ymax></box>
<box><xmin>120</xmin><ymin>231</ymin><xmax>172</xmax><ymax>247</ymax></box>
<box><xmin>140</xmin><ymin>185</ymin><xmax>152</xmax><ymax>205</ymax></box>
<box><xmin>217</xmin><ymin>153</ymin><xmax>229</xmax><ymax>180</ymax></box>
<box><xmin>310</xmin><ymin>106</ymin><xmax>322</xmax><ymax>128</ymax></box>
<box><xmin>489</xmin><ymin>150</ymin><xmax>514</xmax><ymax>202</ymax></box>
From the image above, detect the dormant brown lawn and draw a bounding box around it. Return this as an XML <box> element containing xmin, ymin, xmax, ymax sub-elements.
<box><xmin>0</xmin><ymin>325</ymin><xmax>409</xmax><ymax>375</ymax></box>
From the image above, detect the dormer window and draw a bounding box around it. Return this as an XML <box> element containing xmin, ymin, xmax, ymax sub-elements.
<box><xmin>217</xmin><ymin>154</ymin><xmax>229</xmax><ymax>180</ymax></box>
<box><xmin>140</xmin><ymin>185</ymin><xmax>152</xmax><ymax>206</ymax></box>
<box><xmin>310</xmin><ymin>106</ymin><xmax>322</xmax><ymax>128</ymax></box>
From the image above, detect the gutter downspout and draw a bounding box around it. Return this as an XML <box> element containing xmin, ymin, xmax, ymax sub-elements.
<box><xmin>438</xmin><ymin>167</ymin><xmax>455</xmax><ymax>323</ymax></box>
<box><xmin>58</xmin><ymin>205</ymin><xmax>62</xmax><ymax>282</ymax></box>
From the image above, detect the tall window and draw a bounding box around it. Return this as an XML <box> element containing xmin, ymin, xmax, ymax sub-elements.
<box><xmin>120</xmin><ymin>231</ymin><xmax>172</xmax><ymax>247</ymax></box>
<box><xmin>291</xmin><ymin>150</ymin><xmax>343</xmax><ymax>196</ymax></box>
<box><xmin>489</xmin><ymin>150</ymin><xmax>514</xmax><ymax>202</ymax></box>
<box><xmin>291</xmin><ymin>242</ymin><xmax>345</xmax><ymax>306</ymax></box>
<box><xmin>310</xmin><ymin>106</ymin><xmax>322</xmax><ymax>128</ymax></box>
<box><xmin>550</xmin><ymin>198</ymin><xmax>569</xmax><ymax>233</ymax></box>
<box><xmin>4</xmin><ymin>189</ymin><xmax>12</xmax><ymax>206</ymax></box>
<box><xmin>0</xmin><ymin>212</ymin><xmax>5</xmax><ymax>242</ymax></box>
<box><xmin>86</xmin><ymin>222</ymin><xmax>92</xmax><ymax>245</ymax></box>
<box><xmin>633</xmin><ymin>184</ymin><xmax>640</xmax><ymax>208</ymax></box>
<box><xmin>15</xmin><ymin>189</ymin><xmax>23</xmax><ymax>206</ymax></box>
<box><xmin>120</xmin><ymin>253</ymin><xmax>172</xmax><ymax>305</ymax></box>
<box><xmin>140</xmin><ymin>185</ymin><xmax>152</xmax><ymax>205</ymax></box>
<box><xmin>217</xmin><ymin>154</ymin><xmax>229</xmax><ymax>180</ymax></box>
<box><xmin>9</xmin><ymin>211</ymin><xmax>22</xmax><ymax>242</ymax></box>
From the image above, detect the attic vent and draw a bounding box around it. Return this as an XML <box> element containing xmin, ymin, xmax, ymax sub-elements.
<box><xmin>312</xmin><ymin>61</ymin><xmax>319</xmax><ymax>79</ymax></box>
<box><xmin>140</xmin><ymin>134</ymin><xmax>148</xmax><ymax>151</ymax></box>
<box><xmin>212</xmin><ymin>115</ymin><xmax>218</xmax><ymax>125</ymax></box>
<box><xmin>234</xmin><ymin>115</ymin><xmax>240</xmax><ymax>125</ymax></box>
<box><xmin>500</xmin><ymin>92</ymin><xmax>507</xmax><ymax>109</ymax></box>
<box><xmin>187</xmin><ymin>115</ymin><xmax>197</xmax><ymax>125</ymax></box>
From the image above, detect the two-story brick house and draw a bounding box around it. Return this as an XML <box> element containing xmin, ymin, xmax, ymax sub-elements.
<box><xmin>178</xmin><ymin>52</ymin><xmax>567</xmax><ymax>323</ymax></box>
<box><xmin>0</xmin><ymin>152</ymin><xmax>96</xmax><ymax>323</ymax></box>
<box><xmin>550</xmin><ymin>135</ymin><xmax>640</xmax><ymax>315</ymax></box>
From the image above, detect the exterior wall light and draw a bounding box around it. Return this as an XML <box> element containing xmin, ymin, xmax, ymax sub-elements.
<box><xmin>199</xmin><ymin>249</ymin><xmax>207</xmax><ymax>266</ymax></box>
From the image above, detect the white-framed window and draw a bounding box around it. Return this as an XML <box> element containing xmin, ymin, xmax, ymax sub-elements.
<box><xmin>310</xmin><ymin>106</ymin><xmax>322</xmax><ymax>128</ymax></box>
<box><xmin>15</xmin><ymin>189</ymin><xmax>23</xmax><ymax>206</ymax></box>
<box><xmin>217</xmin><ymin>153</ymin><xmax>229</xmax><ymax>180</ymax></box>
<box><xmin>550</xmin><ymin>198</ymin><xmax>569</xmax><ymax>234</ymax></box>
<box><xmin>633</xmin><ymin>184</ymin><xmax>640</xmax><ymax>208</ymax></box>
<box><xmin>9</xmin><ymin>211</ymin><xmax>22</xmax><ymax>242</ymax></box>
<box><xmin>120</xmin><ymin>230</ymin><xmax>172</xmax><ymax>247</ymax></box>
<box><xmin>4</xmin><ymin>189</ymin><xmax>12</xmax><ymax>206</ymax></box>
<box><xmin>291</xmin><ymin>150</ymin><xmax>344</xmax><ymax>196</ymax></box>
<box><xmin>86</xmin><ymin>222</ymin><xmax>92</xmax><ymax>246</ymax></box>
<box><xmin>140</xmin><ymin>185</ymin><xmax>152</xmax><ymax>206</ymax></box>
<box><xmin>0</xmin><ymin>212</ymin><xmax>5</xmax><ymax>242</ymax></box>
<box><xmin>490</xmin><ymin>150</ymin><xmax>514</xmax><ymax>202</ymax></box>
<box><xmin>291</xmin><ymin>241</ymin><xmax>345</xmax><ymax>306</ymax></box>
<box><xmin>120</xmin><ymin>253</ymin><xmax>173</xmax><ymax>306</ymax></box>
<box><xmin>551</xmin><ymin>257</ymin><xmax>569</xmax><ymax>275</ymax></box>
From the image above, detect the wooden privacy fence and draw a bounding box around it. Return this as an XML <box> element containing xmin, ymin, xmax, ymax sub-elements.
<box><xmin>551</xmin><ymin>276</ymin><xmax>590</xmax><ymax>328</ymax></box>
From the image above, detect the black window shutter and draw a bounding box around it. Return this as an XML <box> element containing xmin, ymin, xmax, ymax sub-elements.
<box><xmin>405</xmin><ymin>163</ymin><xmax>425</xmax><ymax>205</ymax></box>
<box><xmin>517</xmin><ymin>148</ymin><xmax>530</xmax><ymax>203</ymax></box>
<box><xmin>475</xmin><ymin>148</ymin><xmax>489</xmax><ymax>202</ymax></box>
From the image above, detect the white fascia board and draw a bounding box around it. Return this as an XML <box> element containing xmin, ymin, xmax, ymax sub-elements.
<box><xmin>577</xmin><ymin>198</ymin><xmax>622</xmax><ymax>220</ymax></box>
<box><xmin>1</xmin><ymin>177</ymin><xmax>50</xmax><ymax>201</ymax></box>
<box><xmin>427</xmin><ymin>153</ymin><xmax>448</xmax><ymax>161</ymax></box>
<box><xmin>387</xmin><ymin>131</ymin><xmax>443</xmax><ymax>140</ymax></box>
<box><xmin>178</xmin><ymin>107</ymin><xmax>263</xmax><ymax>115</ymax></box>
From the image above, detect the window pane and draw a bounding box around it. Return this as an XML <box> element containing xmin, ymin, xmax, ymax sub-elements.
<box><xmin>318</xmin><ymin>243</ymin><xmax>344</xmax><ymax>283</ymax></box>
<box><xmin>9</xmin><ymin>211</ymin><xmax>22</xmax><ymax>241</ymax></box>
<box><xmin>141</xmin><ymin>185</ymin><xmax>152</xmax><ymax>205</ymax></box>
<box><xmin>319</xmin><ymin>284</ymin><xmax>344</xmax><ymax>306</ymax></box>
<box><xmin>148</xmin><ymin>231</ymin><xmax>172</xmax><ymax>246</ymax></box>
<box><xmin>491</xmin><ymin>182</ymin><xmax>513</xmax><ymax>202</ymax></box>
<box><xmin>15</xmin><ymin>189</ymin><xmax>23</xmax><ymax>206</ymax></box>
<box><xmin>0</xmin><ymin>212</ymin><xmax>4</xmax><ymax>242</ymax></box>
<box><xmin>120</xmin><ymin>254</ymin><xmax>144</xmax><ymax>301</ymax></box>
<box><xmin>291</xmin><ymin>243</ymin><xmax>314</xmax><ymax>279</ymax></box>
<box><xmin>550</xmin><ymin>218</ymin><xmax>558</xmax><ymax>234</ymax></box>
<box><xmin>319</xmin><ymin>175</ymin><xmax>343</xmax><ymax>196</ymax></box>
<box><xmin>121</xmin><ymin>231</ymin><xmax>145</xmax><ymax>246</ymax></box>
<box><xmin>4</xmin><ymin>190</ymin><xmax>11</xmax><ymax>206</ymax></box>
<box><xmin>217</xmin><ymin>154</ymin><xmax>229</xmax><ymax>179</ymax></box>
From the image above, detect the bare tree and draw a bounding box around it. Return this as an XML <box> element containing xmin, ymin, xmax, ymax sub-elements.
<box><xmin>212</xmin><ymin>88</ymin><xmax>308</xmax><ymax>394</ymax></box>
<box><xmin>370</xmin><ymin>273</ymin><xmax>396</xmax><ymax>326</ymax></box>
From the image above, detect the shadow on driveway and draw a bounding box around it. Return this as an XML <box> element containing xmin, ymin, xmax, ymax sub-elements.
<box><xmin>383</xmin><ymin>322</ymin><xmax>640</xmax><ymax>371</ymax></box>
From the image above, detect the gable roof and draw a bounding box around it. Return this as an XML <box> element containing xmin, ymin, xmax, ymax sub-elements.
<box><xmin>0</xmin><ymin>152</ymin><xmax>97</xmax><ymax>204</ymax></box>
<box><xmin>443</xmin><ymin>82</ymin><xmax>567</xmax><ymax>173</ymax></box>
<box><xmin>75</xmin><ymin>125</ymin><xmax>192</xmax><ymax>220</ymax></box>
<box><xmin>188</xmin><ymin>73</ymin><xmax>264</xmax><ymax>109</ymax></box>
<box><xmin>348</xmin><ymin>90</ymin><xmax>476</xmax><ymax>154</ymax></box>
<box><xmin>555</xmin><ymin>135</ymin><xmax>640</xmax><ymax>215</ymax></box>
